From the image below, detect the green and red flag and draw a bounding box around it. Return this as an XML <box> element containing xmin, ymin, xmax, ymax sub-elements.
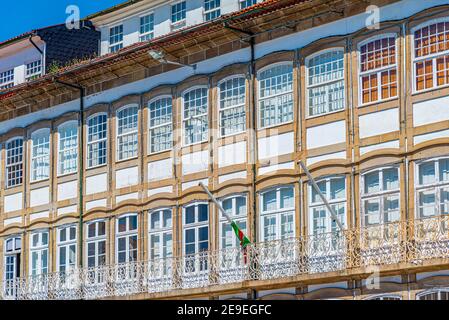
<box><xmin>231</xmin><ymin>221</ymin><xmax>251</xmax><ymax>248</ymax></box>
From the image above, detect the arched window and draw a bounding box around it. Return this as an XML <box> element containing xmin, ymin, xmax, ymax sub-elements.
<box><xmin>359</xmin><ymin>36</ymin><xmax>397</xmax><ymax>104</ymax></box>
<box><xmin>30</xmin><ymin>129</ymin><xmax>50</xmax><ymax>182</ymax></box>
<box><xmin>149</xmin><ymin>209</ymin><xmax>173</xmax><ymax>266</ymax></box>
<box><xmin>258</xmin><ymin>63</ymin><xmax>293</xmax><ymax>128</ymax></box>
<box><xmin>57</xmin><ymin>225</ymin><xmax>77</xmax><ymax>274</ymax></box>
<box><xmin>116</xmin><ymin>105</ymin><xmax>139</xmax><ymax>161</ymax></box>
<box><xmin>29</xmin><ymin>230</ymin><xmax>48</xmax><ymax>276</ymax></box>
<box><xmin>413</xmin><ymin>19</ymin><xmax>449</xmax><ymax>91</ymax></box>
<box><xmin>366</xmin><ymin>295</ymin><xmax>401</xmax><ymax>300</ymax></box>
<box><xmin>417</xmin><ymin>289</ymin><xmax>449</xmax><ymax>300</ymax></box>
<box><xmin>260</xmin><ymin>186</ymin><xmax>295</xmax><ymax>241</ymax></box>
<box><xmin>4</xmin><ymin>236</ymin><xmax>21</xmax><ymax>297</ymax></box>
<box><xmin>183</xmin><ymin>203</ymin><xmax>209</xmax><ymax>274</ymax></box>
<box><xmin>218</xmin><ymin>76</ymin><xmax>246</xmax><ymax>136</ymax></box>
<box><xmin>182</xmin><ymin>87</ymin><xmax>208</xmax><ymax>145</ymax></box>
<box><xmin>307</xmin><ymin>49</ymin><xmax>345</xmax><ymax>115</ymax></box>
<box><xmin>219</xmin><ymin>195</ymin><xmax>247</xmax><ymax>249</ymax></box>
<box><xmin>6</xmin><ymin>137</ymin><xmax>24</xmax><ymax>187</ymax></box>
<box><xmin>148</xmin><ymin>96</ymin><xmax>173</xmax><ymax>153</ymax></box>
<box><xmin>87</xmin><ymin>113</ymin><xmax>108</xmax><ymax>168</ymax></box>
<box><xmin>57</xmin><ymin>121</ymin><xmax>78</xmax><ymax>175</ymax></box>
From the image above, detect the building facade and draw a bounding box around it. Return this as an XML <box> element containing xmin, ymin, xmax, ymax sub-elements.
<box><xmin>1</xmin><ymin>0</ymin><xmax>449</xmax><ymax>300</ymax></box>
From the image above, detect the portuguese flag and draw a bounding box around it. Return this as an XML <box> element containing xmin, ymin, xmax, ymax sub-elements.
<box><xmin>231</xmin><ymin>221</ymin><xmax>251</xmax><ymax>248</ymax></box>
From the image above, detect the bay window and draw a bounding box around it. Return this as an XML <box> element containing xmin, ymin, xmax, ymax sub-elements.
<box><xmin>218</xmin><ymin>76</ymin><xmax>246</xmax><ymax>136</ymax></box>
<box><xmin>307</xmin><ymin>49</ymin><xmax>345</xmax><ymax>116</ymax></box>
<box><xmin>6</xmin><ymin>137</ymin><xmax>24</xmax><ymax>188</ymax></box>
<box><xmin>58</xmin><ymin>121</ymin><xmax>78</xmax><ymax>175</ymax></box>
<box><xmin>260</xmin><ymin>186</ymin><xmax>295</xmax><ymax>241</ymax></box>
<box><xmin>31</xmin><ymin>129</ymin><xmax>50</xmax><ymax>182</ymax></box>
<box><xmin>359</xmin><ymin>36</ymin><xmax>397</xmax><ymax>104</ymax></box>
<box><xmin>413</xmin><ymin>20</ymin><xmax>449</xmax><ymax>91</ymax></box>
<box><xmin>29</xmin><ymin>231</ymin><xmax>48</xmax><ymax>276</ymax></box>
<box><xmin>183</xmin><ymin>203</ymin><xmax>209</xmax><ymax>273</ymax></box>
<box><xmin>308</xmin><ymin>176</ymin><xmax>346</xmax><ymax>236</ymax></box>
<box><xmin>361</xmin><ymin>167</ymin><xmax>400</xmax><ymax>226</ymax></box>
<box><xmin>116</xmin><ymin>105</ymin><xmax>139</xmax><ymax>161</ymax></box>
<box><xmin>87</xmin><ymin>113</ymin><xmax>107</xmax><ymax>168</ymax></box>
<box><xmin>57</xmin><ymin>225</ymin><xmax>77</xmax><ymax>274</ymax></box>
<box><xmin>416</xmin><ymin>157</ymin><xmax>449</xmax><ymax>218</ymax></box>
<box><xmin>258</xmin><ymin>63</ymin><xmax>293</xmax><ymax>128</ymax></box>
<box><xmin>149</xmin><ymin>97</ymin><xmax>172</xmax><ymax>153</ymax></box>
<box><xmin>183</xmin><ymin>87</ymin><xmax>208</xmax><ymax>145</ymax></box>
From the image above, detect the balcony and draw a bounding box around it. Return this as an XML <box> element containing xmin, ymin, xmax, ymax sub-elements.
<box><xmin>2</xmin><ymin>215</ymin><xmax>449</xmax><ymax>300</ymax></box>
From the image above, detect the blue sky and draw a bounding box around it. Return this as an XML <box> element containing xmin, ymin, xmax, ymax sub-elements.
<box><xmin>0</xmin><ymin>0</ymin><xmax>126</xmax><ymax>42</ymax></box>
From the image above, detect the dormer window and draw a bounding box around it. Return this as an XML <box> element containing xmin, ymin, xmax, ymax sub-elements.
<box><xmin>171</xmin><ymin>1</ymin><xmax>186</xmax><ymax>31</ymax></box>
<box><xmin>139</xmin><ymin>13</ymin><xmax>154</xmax><ymax>42</ymax></box>
<box><xmin>25</xmin><ymin>60</ymin><xmax>42</xmax><ymax>82</ymax></box>
<box><xmin>109</xmin><ymin>25</ymin><xmax>123</xmax><ymax>53</ymax></box>
<box><xmin>0</xmin><ymin>69</ymin><xmax>14</xmax><ymax>89</ymax></box>
<box><xmin>204</xmin><ymin>0</ymin><xmax>220</xmax><ymax>21</ymax></box>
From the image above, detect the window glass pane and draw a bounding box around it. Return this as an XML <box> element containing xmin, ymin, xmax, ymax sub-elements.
<box><xmin>129</xmin><ymin>215</ymin><xmax>138</xmax><ymax>230</ymax></box>
<box><xmin>222</xmin><ymin>198</ymin><xmax>233</xmax><ymax>217</ymax></box>
<box><xmin>365</xmin><ymin>171</ymin><xmax>380</xmax><ymax>194</ymax></box>
<box><xmin>280</xmin><ymin>187</ymin><xmax>294</xmax><ymax>209</ymax></box>
<box><xmin>384</xmin><ymin>195</ymin><xmax>400</xmax><ymax>222</ymax></box>
<box><xmin>263</xmin><ymin>216</ymin><xmax>276</xmax><ymax>241</ymax></box>
<box><xmin>365</xmin><ymin>199</ymin><xmax>380</xmax><ymax>225</ymax></box>
<box><xmin>185</xmin><ymin>206</ymin><xmax>195</xmax><ymax>224</ymax></box>
<box><xmin>262</xmin><ymin>190</ymin><xmax>277</xmax><ymax>212</ymax></box>
<box><xmin>281</xmin><ymin>212</ymin><xmax>294</xmax><ymax>238</ymax></box>
<box><xmin>163</xmin><ymin>210</ymin><xmax>172</xmax><ymax>228</ymax></box>
<box><xmin>383</xmin><ymin>168</ymin><xmax>399</xmax><ymax>190</ymax></box>
<box><xmin>330</xmin><ymin>178</ymin><xmax>345</xmax><ymax>199</ymax></box>
<box><xmin>118</xmin><ymin>218</ymin><xmax>127</xmax><ymax>233</ymax></box>
<box><xmin>42</xmin><ymin>232</ymin><xmax>48</xmax><ymax>245</ymax></box>
<box><xmin>419</xmin><ymin>190</ymin><xmax>437</xmax><ymax>217</ymax></box>
<box><xmin>419</xmin><ymin>162</ymin><xmax>436</xmax><ymax>185</ymax></box>
<box><xmin>88</xmin><ymin>223</ymin><xmax>96</xmax><ymax>238</ymax></box>
<box><xmin>439</xmin><ymin>159</ymin><xmax>449</xmax><ymax>182</ymax></box>
<box><xmin>198</xmin><ymin>204</ymin><xmax>208</xmax><ymax>222</ymax></box>
<box><xmin>98</xmin><ymin>221</ymin><xmax>106</xmax><ymax>236</ymax></box>
<box><xmin>236</xmin><ymin>197</ymin><xmax>247</xmax><ymax>215</ymax></box>
<box><xmin>151</xmin><ymin>212</ymin><xmax>160</xmax><ymax>230</ymax></box>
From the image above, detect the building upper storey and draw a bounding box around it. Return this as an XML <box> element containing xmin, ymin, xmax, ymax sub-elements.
<box><xmin>0</xmin><ymin>23</ymin><xmax>99</xmax><ymax>90</ymax></box>
<box><xmin>88</xmin><ymin>0</ymin><xmax>260</xmax><ymax>55</ymax></box>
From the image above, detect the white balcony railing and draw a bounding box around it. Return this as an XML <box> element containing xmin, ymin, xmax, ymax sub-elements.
<box><xmin>2</xmin><ymin>216</ymin><xmax>449</xmax><ymax>300</ymax></box>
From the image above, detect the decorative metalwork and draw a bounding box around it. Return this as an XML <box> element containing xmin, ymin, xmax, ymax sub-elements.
<box><xmin>2</xmin><ymin>216</ymin><xmax>449</xmax><ymax>300</ymax></box>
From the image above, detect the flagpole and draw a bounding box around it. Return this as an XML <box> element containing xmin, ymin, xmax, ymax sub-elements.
<box><xmin>298</xmin><ymin>160</ymin><xmax>345</xmax><ymax>232</ymax></box>
<box><xmin>199</xmin><ymin>182</ymin><xmax>232</xmax><ymax>224</ymax></box>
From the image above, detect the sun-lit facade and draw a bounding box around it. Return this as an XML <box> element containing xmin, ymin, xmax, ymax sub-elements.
<box><xmin>2</xmin><ymin>0</ymin><xmax>449</xmax><ymax>300</ymax></box>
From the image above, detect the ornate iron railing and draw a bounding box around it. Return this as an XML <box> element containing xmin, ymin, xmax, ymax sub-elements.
<box><xmin>2</xmin><ymin>216</ymin><xmax>449</xmax><ymax>300</ymax></box>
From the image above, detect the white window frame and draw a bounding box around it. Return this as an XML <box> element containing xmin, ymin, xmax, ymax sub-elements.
<box><xmin>148</xmin><ymin>208</ymin><xmax>173</xmax><ymax>261</ymax></box>
<box><xmin>182</xmin><ymin>202</ymin><xmax>209</xmax><ymax>256</ymax></box>
<box><xmin>412</xmin><ymin>18</ymin><xmax>449</xmax><ymax>94</ymax></box>
<box><xmin>416</xmin><ymin>289</ymin><xmax>449</xmax><ymax>300</ymax></box>
<box><xmin>56</xmin><ymin>225</ymin><xmax>77</xmax><ymax>273</ymax></box>
<box><xmin>171</xmin><ymin>1</ymin><xmax>187</xmax><ymax>31</ymax></box>
<box><xmin>57</xmin><ymin>120</ymin><xmax>78</xmax><ymax>176</ymax></box>
<box><xmin>86</xmin><ymin>113</ymin><xmax>108</xmax><ymax>169</ymax></box>
<box><xmin>365</xmin><ymin>294</ymin><xmax>402</xmax><ymax>300</ymax></box>
<box><xmin>257</xmin><ymin>62</ymin><xmax>294</xmax><ymax>129</ymax></box>
<box><xmin>0</xmin><ymin>68</ymin><xmax>14</xmax><ymax>89</ymax></box>
<box><xmin>259</xmin><ymin>185</ymin><xmax>296</xmax><ymax>242</ymax></box>
<box><xmin>139</xmin><ymin>12</ymin><xmax>154</xmax><ymax>42</ymax></box>
<box><xmin>219</xmin><ymin>194</ymin><xmax>248</xmax><ymax>250</ymax></box>
<box><xmin>217</xmin><ymin>75</ymin><xmax>247</xmax><ymax>137</ymax></box>
<box><xmin>115</xmin><ymin>214</ymin><xmax>139</xmax><ymax>264</ymax></box>
<box><xmin>239</xmin><ymin>0</ymin><xmax>257</xmax><ymax>10</ymax></box>
<box><xmin>29</xmin><ymin>230</ymin><xmax>49</xmax><ymax>276</ymax></box>
<box><xmin>5</xmin><ymin>137</ymin><xmax>24</xmax><ymax>188</ymax></box>
<box><xmin>85</xmin><ymin>220</ymin><xmax>107</xmax><ymax>269</ymax></box>
<box><xmin>4</xmin><ymin>236</ymin><xmax>22</xmax><ymax>280</ymax></box>
<box><xmin>116</xmin><ymin>104</ymin><xmax>139</xmax><ymax>161</ymax></box>
<box><xmin>25</xmin><ymin>59</ymin><xmax>43</xmax><ymax>82</ymax></box>
<box><xmin>204</xmin><ymin>0</ymin><xmax>221</xmax><ymax>21</ymax></box>
<box><xmin>306</xmin><ymin>48</ymin><xmax>346</xmax><ymax>117</ymax></box>
<box><xmin>415</xmin><ymin>156</ymin><xmax>449</xmax><ymax>218</ymax></box>
<box><xmin>109</xmin><ymin>24</ymin><xmax>124</xmax><ymax>53</ymax></box>
<box><xmin>308</xmin><ymin>175</ymin><xmax>347</xmax><ymax>236</ymax></box>
<box><xmin>360</xmin><ymin>166</ymin><xmax>401</xmax><ymax>227</ymax></box>
<box><xmin>30</xmin><ymin>128</ymin><xmax>50</xmax><ymax>182</ymax></box>
<box><xmin>148</xmin><ymin>95</ymin><xmax>173</xmax><ymax>154</ymax></box>
<box><xmin>182</xmin><ymin>86</ymin><xmax>209</xmax><ymax>146</ymax></box>
<box><xmin>357</xmin><ymin>34</ymin><xmax>398</xmax><ymax>106</ymax></box>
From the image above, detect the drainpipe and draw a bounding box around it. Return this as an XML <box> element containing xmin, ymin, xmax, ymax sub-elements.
<box><xmin>53</xmin><ymin>78</ymin><xmax>85</xmax><ymax>268</ymax></box>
